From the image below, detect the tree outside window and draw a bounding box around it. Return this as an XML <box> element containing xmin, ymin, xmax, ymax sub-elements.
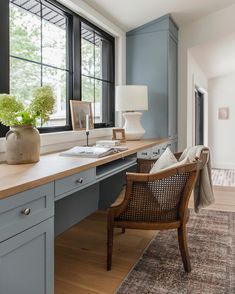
<box><xmin>10</xmin><ymin>0</ymin><xmax>68</xmax><ymax>127</ymax></box>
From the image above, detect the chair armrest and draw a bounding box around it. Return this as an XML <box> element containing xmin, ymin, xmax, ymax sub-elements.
<box><xmin>128</xmin><ymin>161</ymin><xmax>200</xmax><ymax>182</ymax></box>
<box><xmin>111</xmin><ymin>186</ymin><xmax>126</xmax><ymax>207</ymax></box>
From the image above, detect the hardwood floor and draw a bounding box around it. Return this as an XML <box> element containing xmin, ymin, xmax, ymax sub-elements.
<box><xmin>189</xmin><ymin>185</ymin><xmax>235</xmax><ymax>212</ymax></box>
<box><xmin>55</xmin><ymin>211</ymin><xmax>156</xmax><ymax>294</ymax></box>
<box><xmin>55</xmin><ymin>185</ymin><xmax>235</xmax><ymax>294</ymax></box>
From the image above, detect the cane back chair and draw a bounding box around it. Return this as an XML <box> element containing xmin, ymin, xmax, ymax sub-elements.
<box><xmin>107</xmin><ymin>151</ymin><xmax>208</xmax><ymax>272</ymax></box>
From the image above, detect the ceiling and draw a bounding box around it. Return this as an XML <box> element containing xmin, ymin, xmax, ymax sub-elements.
<box><xmin>190</xmin><ymin>33</ymin><xmax>235</xmax><ymax>79</ymax></box>
<box><xmin>82</xmin><ymin>0</ymin><xmax>235</xmax><ymax>30</ymax></box>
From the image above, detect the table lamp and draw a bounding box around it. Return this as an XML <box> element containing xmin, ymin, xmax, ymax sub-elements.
<box><xmin>115</xmin><ymin>85</ymin><xmax>148</xmax><ymax>140</ymax></box>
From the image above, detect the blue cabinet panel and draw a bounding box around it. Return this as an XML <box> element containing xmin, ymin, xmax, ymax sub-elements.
<box><xmin>127</xmin><ymin>31</ymin><xmax>168</xmax><ymax>138</ymax></box>
<box><xmin>0</xmin><ymin>217</ymin><xmax>54</xmax><ymax>294</ymax></box>
<box><xmin>168</xmin><ymin>34</ymin><xmax>178</xmax><ymax>137</ymax></box>
<box><xmin>126</xmin><ymin>15</ymin><xmax>178</xmax><ymax>140</ymax></box>
<box><xmin>55</xmin><ymin>184</ymin><xmax>99</xmax><ymax>236</ymax></box>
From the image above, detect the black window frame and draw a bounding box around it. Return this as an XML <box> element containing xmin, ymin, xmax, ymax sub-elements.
<box><xmin>80</xmin><ymin>20</ymin><xmax>115</xmax><ymax>128</ymax></box>
<box><xmin>0</xmin><ymin>0</ymin><xmax>115</xmax><ymax>137</ymax></box>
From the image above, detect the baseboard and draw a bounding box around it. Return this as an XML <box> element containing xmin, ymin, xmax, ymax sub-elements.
<box><xmin>212</xmin><ymin>163</ymin><xmax>235</xmax><ymax>169</ymax></box>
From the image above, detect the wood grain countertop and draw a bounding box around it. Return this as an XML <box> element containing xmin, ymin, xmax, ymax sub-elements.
<box><xmin>0</xmin><ymin>138</ymin><xmax>168</xmax><ymax>199</ymax></box>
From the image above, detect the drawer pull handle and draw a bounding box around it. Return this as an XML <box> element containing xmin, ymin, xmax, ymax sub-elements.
<box><xmin>76</xmin><ymin>178</ymin><xmax>84</xmax><ymax>184</ymax></box>
<box><xmin>21</xmin><ymin>208</ymin><xmax>31</xmax><ymax>216</ymax></box>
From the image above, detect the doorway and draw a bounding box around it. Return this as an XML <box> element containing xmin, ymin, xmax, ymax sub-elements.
<box><xmin>195</xmin><ymin>89</ymin><xmax>204</xmax><ymax>145</ymax></box>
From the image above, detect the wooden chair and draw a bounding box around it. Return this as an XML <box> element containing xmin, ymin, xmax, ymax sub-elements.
<box><xmin>107</xmin><ymin>151</ymin><xmax>208</xmax><ymax>272</ymax></box>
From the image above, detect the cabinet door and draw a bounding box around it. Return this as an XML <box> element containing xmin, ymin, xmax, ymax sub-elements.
<box><xmin>168</xmin><ymin>35</ymin><xmax>178</xmax><ymax>137</ymax></box>
<box><xmin>127</xmin><ymin>31</ymin><xmax>168</xmax><ymax>138</ymax></box>
<box><xmin>0</xmin><ymin>218</ymin><xmax>54</xmax><ymax>294</ymax></box>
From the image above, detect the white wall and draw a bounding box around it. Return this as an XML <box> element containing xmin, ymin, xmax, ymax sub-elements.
<box><xmin>178</xmin><ymin>4</ymin><xmax>235</xmax><ymax>150</ymax></box>
<box><xmin>208</xmin><ymin>72</ymin><xmax>235</xmax><ymax>169</ymax></box>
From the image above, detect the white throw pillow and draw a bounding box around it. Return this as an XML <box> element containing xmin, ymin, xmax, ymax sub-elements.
<box><xmin>150</xmin><ymin>147</ymin><xmax>191</xmax><ymax>174</ymax></box>
<box><xmin>150</xmin><ymin>147</ymin><xmax>178</xmax><ymax>174</ymax></box>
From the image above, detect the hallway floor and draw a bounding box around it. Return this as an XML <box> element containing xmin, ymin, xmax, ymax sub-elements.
<box><xmin>212</xmin><ymin>168</ymin><xmax>235</xmax><ymax>187</ymax></box>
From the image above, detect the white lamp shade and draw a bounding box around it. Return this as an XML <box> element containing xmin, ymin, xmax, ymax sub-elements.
<box><xmin>115</xmin><ymin>85</ymin><xmax>148</xmax><ymax>111</ymax></box>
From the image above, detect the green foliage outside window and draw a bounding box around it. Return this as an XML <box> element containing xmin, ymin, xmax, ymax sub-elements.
<box><xmin>0</xmin><ymin>86</ymin><xmax>55</xmax><ymax>127</ymax></box>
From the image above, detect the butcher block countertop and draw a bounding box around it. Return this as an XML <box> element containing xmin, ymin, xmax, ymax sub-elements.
<box><xmin>0</xmin><ymin>138</ymin><xmax>169</xmax><ymax>199</ymax></box>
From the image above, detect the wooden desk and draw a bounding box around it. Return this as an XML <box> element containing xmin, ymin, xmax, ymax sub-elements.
<box><xmin>0</xmin><ymin>138</ymin><xmax>169</xmax><ymax>294</ymax></box>
<box><xmin>0</xmin><ymin>139</ymin><xmax>167</xmax><ymax>200</ymax></box>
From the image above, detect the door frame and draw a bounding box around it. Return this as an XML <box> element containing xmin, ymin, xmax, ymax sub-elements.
<box><xmin>192</xmin><ymin>84</ymin><xmax>208</xmax><ymax>146</ymax></box>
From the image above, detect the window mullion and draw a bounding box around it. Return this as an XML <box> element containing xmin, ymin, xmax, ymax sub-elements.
<box><xmin>0</xmin><ymin>0</ymin><xmax>9</xmax><ymax>94</ymax></box>
<box><xmin>40</xmin><ymin>1</ymin><xmax>43</xmax><ymax>88</ymax></box>
<box><xmin>73</xmin><ymin>15</ymin><xmax>81</xmax><ymax>100</ymax></box>
<box><xmin>0</xmin><ymin>0</ymin><xmax>10</xmax><ymax>137</ymax></box>
<box><xmin>93</xmin><ymin>31</ymin><xmax>96</xmax><ymax>124</ymax></box>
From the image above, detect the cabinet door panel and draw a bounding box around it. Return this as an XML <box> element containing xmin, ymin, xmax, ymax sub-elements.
<box><xmin>0</xmin><ymin>218</ymin><xmax>54</xmax><ymax>294</ymax></box>
<box><xmin>127</xmin><ymin>31</ymin><xmax>168</xmax><ymax>138</ymax></box>
<box><xmin>168</xmin><ymin>35</ymin><xmax>177</xmax><ymax>137</ymax></box>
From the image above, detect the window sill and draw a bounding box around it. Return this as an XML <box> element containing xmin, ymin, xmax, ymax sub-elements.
<box><xmin>0</xmin><ymin>127</ymin><xmax>113</xmax><ymax>162</ymax></box>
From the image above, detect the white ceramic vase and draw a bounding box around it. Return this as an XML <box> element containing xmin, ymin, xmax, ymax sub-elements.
<box><xmin>6</xmin><ymin>125</ymin><xmax>40</xmax><ymax>164</ymax></box>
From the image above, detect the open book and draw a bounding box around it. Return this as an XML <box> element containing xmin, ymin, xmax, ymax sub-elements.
<box><xmin>60</xmin><ymin>146</ymin><xmax>113</xmax><ymax>158</ymax></box>
<box><xmin>60</xmin><ymin>146</ymin><xmax>128</xmax><ymax>158</ymax></box>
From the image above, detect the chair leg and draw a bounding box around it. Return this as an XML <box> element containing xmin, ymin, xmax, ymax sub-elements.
<box><xmin>107</xmin><ymin>224</ymin><xmax>114</xmax><ymax>271</ymax></box>
<box><xmin>121</xmin><ymin>228</ymin><xmax>125</xmax><ymax>234</ymax></box>
<box><xmin>177</xmin><ymin>225</ymin><xmax>191</xmax><ymax>273</ymax></box>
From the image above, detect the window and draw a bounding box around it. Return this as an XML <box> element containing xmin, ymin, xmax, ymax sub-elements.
<box><xmin>0</xmin><ymin>0</ymin><xmax>115</xmax><ymax>136</ymax></box>
<box><xmin>10</xmin><ymin>0</ymin><xmax>69</xmax><ymax>127</ymax></box>
<box><xmin>81</xmin><ymin>22</ymin><xmax>114</xmax><ymax>126</ymax></box>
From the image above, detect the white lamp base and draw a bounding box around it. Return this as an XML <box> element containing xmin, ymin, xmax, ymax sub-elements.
<box><xmin>123</xmin><ymin>112</ymin><xmax>145</xmax><ymax>140</ymax></box>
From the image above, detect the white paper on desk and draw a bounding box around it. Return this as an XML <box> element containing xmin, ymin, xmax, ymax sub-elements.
<box><xmin>60</xmin><ymin>146</ymin><xmax>114</xmax><ymax>158</ymax></box>
<box><xmin>59</xmin><ymin>146</ymin><xmax>128</xmax><ymax>158</ymax></box>
<box><xmin>112</xmin><ymin>146</ymin><xmax>128</xmax><ymax>152</ymax></box>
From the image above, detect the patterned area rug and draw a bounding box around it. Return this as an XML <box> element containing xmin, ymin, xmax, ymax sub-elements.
<box><xmin>116</xmin><ymin>210</ymin><xmax>235</xmax><ymax>294</ymax></box>
<box><xmin>212</xmin><ymin>169</ymin><xmax>235</xmax><ymax>187</ymax></box>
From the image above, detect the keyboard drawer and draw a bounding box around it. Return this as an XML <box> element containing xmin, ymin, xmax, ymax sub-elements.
<box><xmin>0</xmin><ymin>183</ymin><xmax>54</xmax><ymax>242</ymax></box>
<box><xmin>55</xmin><ymin>168</ymin><xmax>95</xmax><ymax>198</ymax></box>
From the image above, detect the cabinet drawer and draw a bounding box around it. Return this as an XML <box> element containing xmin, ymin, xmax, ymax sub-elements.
<box><xmin>55</xmin><ymin>168</ymin><xmax>95</xmax><ymax>198</ymax></box>
<box><xmin>151</xmin><ymin>145</ymin><xmax>161</xmax><ymax>159</ymax></box>
<box><xmin>161</xmin><ymin>142</ymin><xmax>172</xmax><ymax>153</ymax></box>
<box><xmin>0</xmin><ymin>183</ymin><xmax>54</xmax><ymax>243</ymax></box>
<box><xmin>137</xmin><ymin>148</ymin><xmax>152</xmax><ymax>159</ymax></box>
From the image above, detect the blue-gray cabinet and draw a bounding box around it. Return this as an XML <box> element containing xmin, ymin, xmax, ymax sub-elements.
<box><xmin>0</xmin><ymin>183</ymin><xmax>54</xmax><ymax>294</ymax></box>
<box><xmin>126</xmin><ymin>14</ymin><xmax>178</xmax><ymax>139</ymax></box>
<box><xmin>0</xmin><ymin>218</ymin><xmax>54</xmax><ymax>294</ymax></box>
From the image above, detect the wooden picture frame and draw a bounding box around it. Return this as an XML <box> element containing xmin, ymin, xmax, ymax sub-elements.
<box><xmin>112</xmin><ymin>128</ymin><xmax>126</xmax><ymax>143</ymax></box>
<box><xmin>70</xmin><ymin>100</ymin><xmax>94</xmax><ymax>130</ymax></box>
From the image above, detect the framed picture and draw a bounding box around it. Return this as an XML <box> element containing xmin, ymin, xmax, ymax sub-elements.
<box><xmin>70</xmin><ymin>100</ymin><xmax>94</xmax><ymax>130</ymax></box>
<box><xmin>112</xmin><ymin>128</ymin><xmax>126</xmax><ymax>143</ymax></box>
<box><xmin>218</xmin><ymin>107</ymin><xmax>229</xmax><ymax>120</ymax></box>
